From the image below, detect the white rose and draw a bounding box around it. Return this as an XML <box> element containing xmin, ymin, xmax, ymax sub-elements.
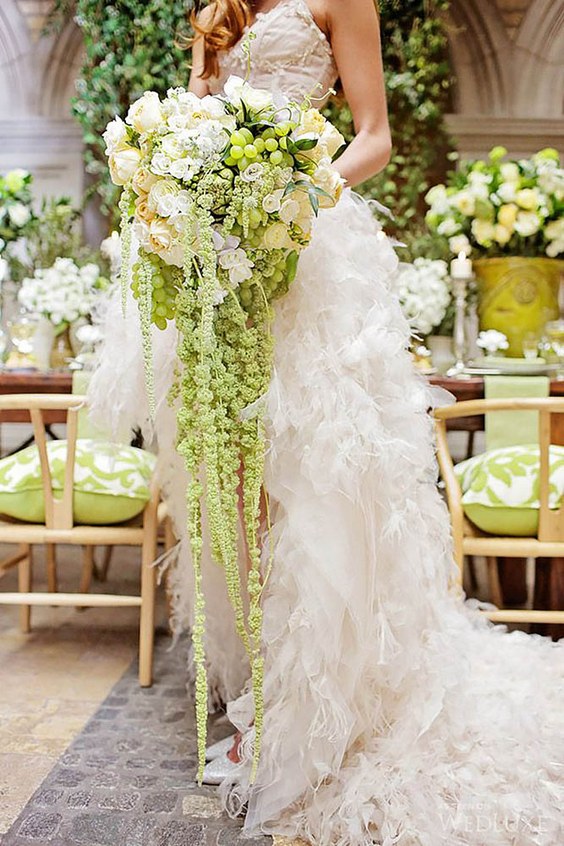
<box><xmin>279</xmin><ymin>198</ymin><xmax>300</xmax><ymax>225</ymax></box>
<box><xmin>545</xmin><ymin>219</ymin><xmax>564</xmax><ymax>241</ymax></box>
<box><xmin>127</xmin><ymin>91</ymin><xmax>163</xmax><ymax>135</ymax></box>
<box><xmin>298</xmin><ymin>108</ymin><xmax>326</xmax><ymax>136</ymax></box>
<box><xmin>500</xmin><ymin>162</ymin><xmax>520</xmax><ymax>182</ymax></box>
<box><xmin>262</xmin><ymin>190</ymin><xmax>284</xmax><ymax>214</ymax></box>
<box><xmin>147</xmin><ymin>179</ymin><xmax>180</xmax><ymax>213</ymax></box>
<box><xmin>497</xmin><ymin>182</ymin><xmax>517</xmax><ymax>203</ymax></box>
<box><xmin>319</xmin><ymin>123</ymin><xmax>345</xmax><ymax>159</ymax></box>
<box><xmin>471</xmin><ymin>219</ymin><xmax>495</xmax><ymax>245</ymax></box>
<box><xmin>223</xmin><ymin>75</ymin><xmax>273</xmax><ymax>111</ymax></box>
<box><xmin>437</xmin><ymin>218</ymin><xmax>460</xmax><ymax>237</ymax></box>
<box><xmin>8</xmin><ymin>203</ymin><xmax>31</xmax><ymax>227</ymax></box>
<box><xmin>263</xmin><ymin>222</ymin><xmax>292</xmax><ymax>250</ymax></box>
<box><xmin>109</xmin><ymin>147</ymin><xmax>142</xmax><ymax>185</ymax></box>
<box><xmin>103</xmin><ymin>116</ymin><xmax>128</xmax><ymax>154</ymax></box>
<box><xmin>514</xmin><ymin>211</ymin><xmax>540</xmax><ymax>237</ymax></box>
<box><xmin>448</xmin><ymin>234</ymin><xmax>472</xmax><ymax>255</ymax></box>
<box><xmin>452</xmin><ymin>190</ymin><xmax>475</xmax><ymax>216</ymax></box>
<box><xmin>312</xmin><ymin>160</ymin><xmax>344</xmax><ymax>207</ymax></box>
<box><xmin>546</xmin><ymin>239</ymin><xmax>564</xmax><ymax>258</ymax></box>
<box><xmin>494</xmin><ymin>224</ymin><xmax>512</xmax><ymax>246</ymax></box>
<box><xmin>241</xmin><ymin>163</ymin><xmax>265</xmax><ymax>183</ymax></box>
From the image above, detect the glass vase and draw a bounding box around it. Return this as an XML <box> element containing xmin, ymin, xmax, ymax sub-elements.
<box><xmin>50</xmin><ymin>325</ymin><xmax>73</xmax><ymax>370</ymax></box>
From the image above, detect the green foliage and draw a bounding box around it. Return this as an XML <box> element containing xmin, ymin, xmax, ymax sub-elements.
<box><xmin>325</xmin><ymin>0</ymin><xmax>452</xmax><ymax>255</ymax></box>
<box><xmin>48</xmin><ymin>0</ymin><xmax>195</xmax><ymax>216</ymax></box>
<box><xmin>48</xmin><ymin>0</ymin><xmax>453</xmax><ymax>244</ymax></box>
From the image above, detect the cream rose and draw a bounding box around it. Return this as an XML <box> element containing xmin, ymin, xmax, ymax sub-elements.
<box><xmin>299</xmin><ymin>109</ymin><xmax>326</xmax><ymax>136</ymax></box>
<box><xmin>471</xmin><ymin>219</ymin><xmax>495</xmax><ymax>245</ymax></box>
<box><xmin>516</xmin><ymin>188</ymin><xmax>540</xmax><ymax>211</ymax></box>
<box><xmin>109</xmin><ymin>147</ymin><xmax>142</xmax><ymax>185</ymax></box>
<box><xmin>148</xmin><ymin>179</ymin><xmax>180</xmax><ymax>213</ymax></box>
<box><xmin>263</xmin><ymin>222</ymin><xmax>292</xmax><ymax>250</ymax></box>
<box><xmin>279</xmin><ymin>198</ymin><xmax>300</xmax><ymax>225</ymax></box>
<box><xmin>103</xmin><ymin>116</ymin><xmax>128</xmax><ymax>154</ymax></box>
<box><xmin>514</xmin><ymin>211</ymin><xmax>540</xmax><ymax>237</ymax></box>
<box><xmin>135</xmin><ymin>197</ymin><xmax>155</xmax><ymax>226</ymax></box>
<box><xmin>148</xmin><ymin>219</ymin><xmax>174</xmax><ymax>254</ymax></box>
<box><xmin>497</xmin><ymin>203</ymin><xmax>518</xmax><ymax>229</ymax></box>
<box><xmin>312</xmin><ymin>161</ymin><xmax>344</xmax><ymax>207</ymax></box>
<box><xmin>127</xmin><ymin>91</ymin><xmax>163</xmax><ymax>135</ymax></box>
<box><xmin>132</xmin><ymin>167</ymin><xmax>158</xmax><ymax>196</ymax></box>
<box><xmin>494</xmin><ymin>224</ymin><xmax>512</xmax><ymax>246</ymax></box>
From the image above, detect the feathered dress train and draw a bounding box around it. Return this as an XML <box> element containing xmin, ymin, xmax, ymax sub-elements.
<box><xmin>89</xmin><ymin>190</ymin><xmax>563</xmax><ymax>846</ymax></box>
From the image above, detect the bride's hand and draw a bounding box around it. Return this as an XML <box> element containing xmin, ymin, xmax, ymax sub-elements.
<box><xmin>327</xmin><ymin>0</ymin><xmax>392</xmax><ymax>186</ymax></box>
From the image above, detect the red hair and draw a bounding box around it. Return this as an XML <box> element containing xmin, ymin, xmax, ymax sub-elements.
<box><xmin>190</xmin><ymin>1</ymin><xmax>253</xmax><ymax>79</ymax></box>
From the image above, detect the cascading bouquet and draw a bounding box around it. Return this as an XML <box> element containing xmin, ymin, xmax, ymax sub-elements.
<box><xmin>105</xmin><ymin>74</ymin><xmax>344</xmax><ymax>781</ymax></box>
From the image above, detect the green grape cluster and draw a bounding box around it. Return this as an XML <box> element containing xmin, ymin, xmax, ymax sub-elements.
<box><xmin>131</xmin><ymin>253</ymin><xmax>180</xmax><ymax>329</ymax></box>
<box><xmin>226</xmin><ymin>123</ymin><xmax>297</xmax><ymax>172</ymax></box>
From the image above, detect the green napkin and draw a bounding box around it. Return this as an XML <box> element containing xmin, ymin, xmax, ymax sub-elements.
<box><xmin>485</xmin><ymin>375</ymin><xmax>550</xmax><ymax>450</ymax></box>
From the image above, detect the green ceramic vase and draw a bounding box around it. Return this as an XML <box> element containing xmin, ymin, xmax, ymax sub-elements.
<box><xmin>474</xmin><ymin>258</ymin><xmax>562</xmax><ymax>357</ymax></box>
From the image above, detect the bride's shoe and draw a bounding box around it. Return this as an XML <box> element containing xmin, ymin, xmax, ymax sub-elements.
<box><xmin>205</xmin><ymin>734</ymin><xmax>236</xmax><ymax>762</ymax></box>
<box><xmin>201</xmin><ymin>752</ymin><xmax>239</xmax><ymax>785</ymax></box>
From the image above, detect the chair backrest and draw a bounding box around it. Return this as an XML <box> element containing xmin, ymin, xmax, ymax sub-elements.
<box><xmin>0</xmin><ymin>393</ymin><xmax>86</xmax><ymax>531</ymax></box>
<box><xmin>435</xmin><ymin>397</ymin><xmax>564</xmax><ymax>543</ymax></box>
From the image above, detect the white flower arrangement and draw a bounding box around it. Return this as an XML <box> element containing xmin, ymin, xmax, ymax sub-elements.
<box><xmin>395</xmin><ymin>257</ymin><xmax>451</xmax><ymax>336</ymax></box>
<box><xmin>425</xmin><ymin>147</ymin><xmax>564</xmax><ymax>258</ymax></box>
<box><xmin>0</xmin><ymin>169</ymin><xmax>34</xmax><ymax>253</ymax></box>
<box><xmin>18</xmin><ymin>257</ymin><xmax>104</xmax><ymax>328</ymax></box>
<box><xmin>476</xmin><ymin>329</ymin><xmax>509</xmax><ymax>356</ymax></box>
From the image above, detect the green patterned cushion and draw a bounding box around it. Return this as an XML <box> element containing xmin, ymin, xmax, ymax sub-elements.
<box><xmin>454</xmin><ymin>444</ymin><xmax>564</xmax><ymax>536</ymax></box>
<box><xmin>0</xmin><ymin>439</ymin><xmax>156</xmax><ymax>525</ymax></box>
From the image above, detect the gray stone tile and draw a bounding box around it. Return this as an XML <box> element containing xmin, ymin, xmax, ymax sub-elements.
<box><xmin>1</xmin><ymin>637</ymin><xmax>271</xmax><ymax>846</ymax></box>
<box><xmin>17</xmin><ymin>811</ymin><xmax>62</xmax><ymax>840</ymax></box>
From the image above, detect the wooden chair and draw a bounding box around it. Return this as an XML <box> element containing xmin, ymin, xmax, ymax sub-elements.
<box><xmin>0</xmin><ymin>394</ymin><xmax>170</xmax><ymax>685</ymax></box>
<box><xmin>435</xmin><ymin>397</ymin><xmax>564</xmax><ymax>626</ymax></box>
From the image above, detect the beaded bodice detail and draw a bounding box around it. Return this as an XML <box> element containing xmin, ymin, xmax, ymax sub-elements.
<box><xmin>208</xmin><ymin>0</ymin><xmax>338</xmax><ymax>104</ymax></box>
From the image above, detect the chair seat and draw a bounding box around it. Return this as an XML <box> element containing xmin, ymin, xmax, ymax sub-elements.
<box><xmin>0</xmin><ymin>502</ymin><xmax>168</xmax><ymax>545</ymax></box>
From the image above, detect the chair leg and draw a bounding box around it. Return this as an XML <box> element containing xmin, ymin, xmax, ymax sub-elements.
<box><xmin>486</xmin><ymin>556</ymin><xmax>504</xmax><ymax>608</ymax></box>
<box><xmin>77</xmin><ymin>546</ymin><xmax>95</xmax><ymax>611</ymax></box>
<box><xmin>18</xmin><ymin>545</ymin><xmax>32</xmax><ymax>634</ymax></box>
<box><xmin>94</xmin><ymin>547</ymin><xmax>113</xmax><ymax>583</ymax></box>
<box><xmin>139</xmin><ymin>532</ymin><xmax>158</xmax><ymax>687</ymax></box>
<box><xmin>46</xmin><ymin>544</ymin><xmax>57</xmax><ymax>593</ymax></box>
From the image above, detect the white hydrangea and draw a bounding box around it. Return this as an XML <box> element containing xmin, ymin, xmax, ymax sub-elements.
<box><xmin>18</xmin><ymin>257</ymin><xmax>102</xmax><ymax>326</ymax></box>
<box><xmin>394</xmin><ymin>258</ymin><xmax>451</xmax><ymax>336</ymax></box>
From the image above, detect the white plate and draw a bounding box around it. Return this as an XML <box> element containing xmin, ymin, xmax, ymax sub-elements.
<box><xmin>463</xmin><ymin>359</ymin><xmax>560</xmax><ymax>377</ymax></box>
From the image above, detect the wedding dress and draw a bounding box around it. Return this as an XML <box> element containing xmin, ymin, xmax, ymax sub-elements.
<box><xmin>89</xmin><ymin>2</ymin><xmax>563</xmax><ymax>844</ymax></box>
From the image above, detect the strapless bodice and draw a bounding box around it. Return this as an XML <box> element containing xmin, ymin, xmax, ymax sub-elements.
<box><xmin>208</xmin><ymin>0</ymin><xmax>338</xmax><ymax>104</ymax></box>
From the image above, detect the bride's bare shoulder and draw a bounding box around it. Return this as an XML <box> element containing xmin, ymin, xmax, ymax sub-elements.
<box><xmin>324</xmin><ymin>0</ymin><xmax>380</xmax><ymax>21</ymax></box>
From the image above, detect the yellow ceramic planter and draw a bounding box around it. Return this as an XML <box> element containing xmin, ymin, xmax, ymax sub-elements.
<box><xmin>474</xmin><ymin>257</ymin><xmax>562</xmax><ymax>357</ymax></box>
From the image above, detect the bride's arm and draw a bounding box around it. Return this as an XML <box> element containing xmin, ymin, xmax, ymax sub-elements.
<box><xmin>188</xmin><ymin>6</ymin><xmax>213</xmax><ymax>96</ymax></box>
<box><xmin>327</xmin><ymin>0</ymin><xmax>392</xmax><ymax>186</ymax></box>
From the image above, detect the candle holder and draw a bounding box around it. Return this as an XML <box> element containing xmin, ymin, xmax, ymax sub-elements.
<box><xmin>446</xmin><ymin>273</ymin><xmax>474</xmax><ymax>378</ymax></box>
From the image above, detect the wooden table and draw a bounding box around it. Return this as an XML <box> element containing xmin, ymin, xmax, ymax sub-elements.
<box><xmin>430</xmin><ymin>374</ymin><xmax>563</xmax><ymax>638</ymax></box>
<box><xmin>0</xmin><ymin>370</ymin><xmax>73</xmax><ymax>424</ymax></box>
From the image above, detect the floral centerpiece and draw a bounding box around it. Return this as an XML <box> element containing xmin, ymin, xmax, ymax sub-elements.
<box><xmin>395</xmin><ymin>257</ymin><xmax>451</xmax><ymax>337</ymax></box>
<box><xmin>105</xmin><ymin>75</ymin><xmax>344</xmax><ymax>780</ymax></box>
<box><xmin>425</xmin><ymin>147</ymin><xmax>564</xmax><ymax>355</ymax></box>
<box><xmin>0</xmin><ymin>169</ymin><xmax>34</xmax><ymax>258</ymax></box>
<box><xmin>18</xmin><ymin>258</ymin><xmax>107</xmax><ymax>367</ymax></box>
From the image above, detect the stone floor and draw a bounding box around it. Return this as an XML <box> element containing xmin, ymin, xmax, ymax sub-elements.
<box><xmin>0</xmin><ymin>540</ymin><xmax>272</xmax><ymax>846</ymax></box>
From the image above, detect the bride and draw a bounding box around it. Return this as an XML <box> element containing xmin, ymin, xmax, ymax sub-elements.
<box><xmin>90</xmin><ymin>1</ymin><xmax>563</xmax><ymax>844</ymax></box>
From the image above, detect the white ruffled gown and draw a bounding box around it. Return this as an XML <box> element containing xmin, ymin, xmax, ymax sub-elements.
<box><xmin>89</xmin><ymin>2</ymin><xmax>564</xmax><ymax>844</ymax></box>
